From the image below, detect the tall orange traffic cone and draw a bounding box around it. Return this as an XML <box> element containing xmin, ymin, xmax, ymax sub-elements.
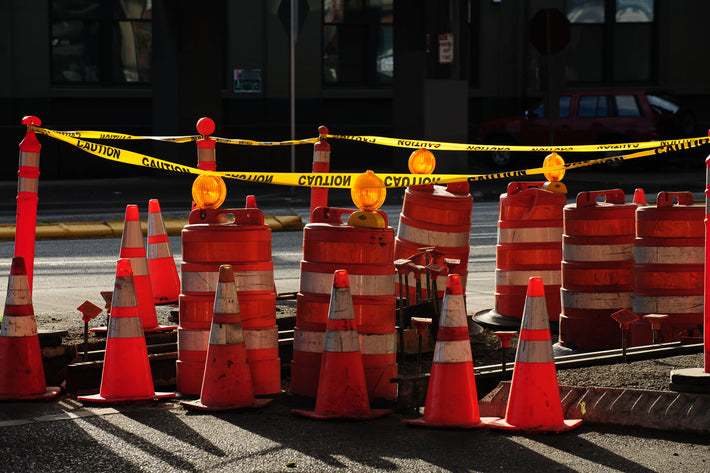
<box><xmin>292</xmin><ymin>270</ymin><xmax>390</xmax><ymax>420</ymax></box>
<box><xmin>0</xmin><ymin>257</ymin><xmax>60</xmax><ymax>400</ymax></box>
<box><xmin>183</xmin><ymin>265</ymin><xmax>272</xmax><ymax>411</ymax></box>
<box><xmin>488</xmin><ymin>277</ymin><xmax>582</xmax><ymax>433</ymax></box>
<box><xmin>403</xmin><ymin>274</ymin><xmax>495</xmax><ymax>428</ymax></box>
<box><xmin>78</xmin><ymin>258</ymin><xmax>174</xmax><ymax>403</ymax></box>
<box><xmin>147</xmin><ymin>199</ymin><xmax>180</xmax><ymax>305</ymax></box>
<box><xmin>117</xmin><ymin>204</ymin><xmax>173</xmax><ymax>332</ymax></box>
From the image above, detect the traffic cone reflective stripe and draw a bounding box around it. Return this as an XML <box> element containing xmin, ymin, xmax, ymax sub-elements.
<box><xmin>182</xmin><ymin>265</ymin><xmax>272</xmax><ymax>411</ymax></box>
<box><xmin>292</xmin><ymin>270</ymin><xmax>391</xmax><ymax>420</ymax></box>
<box><xmin>147</xmin><ymin>199</ymin><xmax>180</xmax><ymax>304</ymax></box>
<box><xmin>488</xmin><ymin>277</ymin><xmax>582</xmax><ymax>433</ymax></box>
<box><xmin>0</xmin><ymin>257</ymin><xmax>60</xmax><ymax>400</ymax></box>
<box><xmin>403</xmin><ymin>274</ymin><xmax>494</xmax><ymax>428</ymax></box>
<box><xmin>78</xmin><ymin>258</ymin><xmax>174</xmax><ymax>404</ymax></box>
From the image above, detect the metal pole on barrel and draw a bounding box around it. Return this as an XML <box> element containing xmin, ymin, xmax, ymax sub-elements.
<box><xmin>15</xmin><ymin>116</ymin><xmax>41</xmax><ymax>292</ymax></box>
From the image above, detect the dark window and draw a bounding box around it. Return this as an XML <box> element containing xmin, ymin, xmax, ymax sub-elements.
<box><xmin>562</xmin><ymin>0</ymin><xmax>654</xmax><ymax>84</ymax></box>
<box><xmin>51</xmin><ymin>0</ymin><xmax>152</xmax><ymax>85</ymax></box>
<box><xmin>322</xmin><ymin>0</ymin><xmax>393</xmax><ymax>86</ymax></box>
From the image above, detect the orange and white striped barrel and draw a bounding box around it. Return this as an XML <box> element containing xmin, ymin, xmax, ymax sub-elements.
<box><xmin>630</xmin><ymin>191</ymin><xmax>704</xmax><ymax>345</ymax></box>
<box><xmin>475</xmin><ymin>182</ymin><xmax>565</xmax><ymax>329</ymax></box>
<box><xmin>178</xmin><ymin>207</ymin><xmax>279</xmax><ymax>396</ymax></box>
<box><xmin>559</xmin><ymin>190</ymin><xmax>637</xmax><ymax>350</ymax></box>
<box><xmin>291</xmin><ymin>207</ymin><xmax>397</xmax><ymax>401</ymax></box>
<box><xmin>394</xmin><ymin>182</ymin><xmax>472</xmax><ymax>299</ymax></box>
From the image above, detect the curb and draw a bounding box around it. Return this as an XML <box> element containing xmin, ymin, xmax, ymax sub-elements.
<box><xmin>0</xmin><ymin>215</ymin><xmax>303</xmax><ymax>241</ymax></box>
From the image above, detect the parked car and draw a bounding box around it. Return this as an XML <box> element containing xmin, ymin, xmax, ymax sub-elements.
<box><xmin>478</xmin><ymin>90</ymin><xmax>696</xmax><ymax>169</ymax></box>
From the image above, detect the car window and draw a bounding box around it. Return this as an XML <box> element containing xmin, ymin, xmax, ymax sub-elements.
<box><xmin>615</xmin><ymin>95</ymin><xmax>641</xmax><ymax>117</ymax></box>
<box><xmin>532</xmin><ymin>95</ymin><xmax>571</xmax><ymax>118</ymax></box>
<box><xmin>559</xmin><ymin>96</ymin><xmax>571</xmax><ymax>118</ymax></box>
<box><xmin>647</xmin><ymin>94</ymin><xmax>679</xmax><ymax>114</ymax></box>
<box><xmin>578</xmin><ymin>95</ymin><xmax>599</xmax><ymax>117</ymax></box>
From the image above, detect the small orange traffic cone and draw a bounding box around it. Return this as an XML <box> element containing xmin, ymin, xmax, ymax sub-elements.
<box><xmin>0</xmin><ymin>257</ymin><xmax>60</xmax><ymax>400</ymax></box>
<box><xmin>183</xmin><ymin>265</ymin><xmax>272</xmax><ymax>411</ymax></box>
<box><xmin>488</xmin><ymin>277</ymin><xmax>582</xmax><ymax>433</ymax></box>
<box><xmin>78</xmin><ymin>258</ymin><xmax>174</xmax><ymax>404</ymax></box>
<box><xmin>292</xmin><ymin>270</ymin><xmax>390</xmax><ymax>420</ymax></box>
<box><xmin>116</xmin><ymin>204</ymin><xmax>174</xmax><ymax>333</ymax></box>
<box><xmin>147</xmin><ymin>199</ymin><xmax>180</xmax><ymax>305</ymax></box>
<box><xmin>403</xmin><ymin>274</ymin><xmax>496</xmax><ymax>428</ymax></box>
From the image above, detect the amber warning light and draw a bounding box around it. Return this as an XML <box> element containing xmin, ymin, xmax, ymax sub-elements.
<box><xmin>192</xmin><ymin>174</ymin><xmax>227</xmax><ymax>209</ymax></box>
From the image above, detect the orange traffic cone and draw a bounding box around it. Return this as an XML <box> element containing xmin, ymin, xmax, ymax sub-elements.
<box><xmin>78</xmin><ymin>258</ymin><xmax>174</xmax><ymax>403</ymax></box>
<box><xmin>0</xmin><ymin>257</ymin><xmax>60</xmax><ymax>400</ymax></box>
<box><xmin>147</xmin><ymin>199</ymin><xmax>180</xmax><ymax>305</ymax></box>
<box><xmin>403</xmin><ymin>274</ymin><xmax>495</xmax><ymax>428</ymax></box>
<box><xmin>488</xmin><ymin>277</ymin><xmax>582</xmax><ymax>433</ymax></box>
<box><xmin>183</xmin><ymin>265</ymin><xmax>272</xmax><ymax>411</ymax></box>
<box><xmin>292</xmin><ymin>270</ymin><xmax>390</xmax><ymax>420</ymax></box>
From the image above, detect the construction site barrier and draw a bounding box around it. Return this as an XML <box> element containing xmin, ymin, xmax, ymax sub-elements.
<box><xmin>630</xmin><ymin>192</ymin><xmax>704</xmax><ymax>345</ymax></box>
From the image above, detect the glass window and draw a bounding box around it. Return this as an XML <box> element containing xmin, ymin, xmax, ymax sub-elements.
<box><xmin>559</xmin><ymin>95</ymin><xmax>572</xmax><ymax>118</ymax></box>
<box><xmin>322</xmin><ymin>0</ymin><xmax>393</xmax><ymax>86</ymax></box>
<box><xmin>615</xmin><ymin>95</ymin><xmax>641</xmax><ymax>116</ymax></box>
<box><xmin>616</xmin><ymin>0</ymin><xmax>653</xmax><ymax>22</ymax></box>
<box><xmin>578</xmin><ymin>95</ymin><xmax>599</xmax><ymax>117</ymax></box>
<box><xmin>51</xmin><ymin>0</ymin><xmax>152</xmax><ymax>85</ymax></box>
<box><xmin>564</xmin><ymin>0</ymin><xmax>654</xmax><ymax>84</ymax></box>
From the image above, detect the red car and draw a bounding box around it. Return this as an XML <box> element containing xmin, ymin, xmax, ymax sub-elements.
<box><xmin>478</xmin><ymin>90</ymin><xmax>696</xmax><ymax>168</ymax></box>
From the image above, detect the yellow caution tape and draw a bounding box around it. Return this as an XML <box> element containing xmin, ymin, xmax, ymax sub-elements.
<box><xmin>29</xmin><ymin>126</ymin><xmax>710</xmax><ymax>188</ymax></box>
<box><xmin>326</xmin><ymin>133</ymin><xmax>710</xmax><ymax>153</ymax></box>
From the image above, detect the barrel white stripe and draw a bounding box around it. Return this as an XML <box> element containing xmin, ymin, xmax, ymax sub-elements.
<box><xmin>324</xmin><ymin>329</ymin><xmax>360</xmax><ymax>352</ymax></box>
<box><xmin>398</xmin><ymin>221</ymin><xmax>470</xmax><ymax>247</ymax></box>
<box><xmin>634</xmin><ymin>246</ymin><xmax>704</xmax><ymax>265</ymax></box>
<box><xmin>433</xmin><ymin>339</ymin><xmax>472</xmax><ymax>363</ymax></box>
<box><xmin>181</xmin><ymin>270</ymin><xmax>274</xmax><ymax>293</ymax></box>
<box><xmin>516</xmin><ymin>339</ymin><xmax>554</xmax><ymax>363</ymax></box>
<box><xmin>209</xmin><ymin>322</ymin><xmax>244</xmax><ymax>345</ymax></box>
<box><xmin>632</xmin><ymin>295</ymin><xmax>703</xmax><ymax>314</ymax></box>
<box><xmin>563</xmin><ymin>243</ymin><xmax>634</xmax><ymax>261</ymax></box>
<box><xmin>300</xmin><ymin>271</ymin><xmax>394</xmax><ymax>295</ymax></box>
<box><xmin>561</xmin><ymin>290</ymin><xmax>632</xmax><ymax>309</ymax></box>
<box><xmin>293</xmin><ymin>330</ymin><xmax>324</xmax><ymax>353</ymax></box>
<box><xmin>108</xmin><ymin>316</ymin><xmax>144</xmax><ymax>338</ymax></box>
<box><xmin>498</xmin><ymin>226</ymin><xmax>562</xmax><ymax>244</ymax></box>
<box><xmin>0</xmin><ymin>315</ymin><xmax>38</xmax><ymax>337</ymax></box>
<box><xmin>496</xmin><ymin>269</ymin><xmax>561</xmax><ymax>286</ymax></box>
<box><xmin>244</xmin><ymin>327</ymin><xmax>278</xmax><ymax>350</ymax></box>
<box><xmin>359</xmin><ymin>332</ymin><xmax>397</xmax><ymax>354</ymax></box>
<box><xmin>178</xmin><ymin>329</ymin><xmax>210</xmax><ymax>351</ymax></box>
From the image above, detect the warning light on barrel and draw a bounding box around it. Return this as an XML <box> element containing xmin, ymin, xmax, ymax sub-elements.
<box><xmin>192</xmin><ymin>174</ymin><xmax>227</xmax><ymax>209</ymax></box>
<box><xmin>408</xmin><ymin>148</ymin><xmax>436</xmax><ymax>174</ymax></box>
<box><xmin>543</xmin><ymin>152</ymin><xmax>565</xmax><ymax>182</ymax></box>
<box><xmin>351</xmin><ymin>170</ymin><xmax>386</xmax><ymax>211</ymax></box>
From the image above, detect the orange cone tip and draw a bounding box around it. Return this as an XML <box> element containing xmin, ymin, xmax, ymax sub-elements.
<box><xmin>246</xmin><ymin>195</ymin><xmax>257</xmax><ymax>208</ymax></box>
<box><xmin>125</xmin><ymin>204</ymin><xmax>139</xmax><ymax>221</ymax></box>
<box><xmin>10</xmin><ymin>257</ymin><xmax>27</xmax><ymax>276</ymax></box>
<box><xmin>333</xmin><ymin>269</ymin><xmax>350</xmax><ymax>288</ymax></box>
<box><xmin>218</xmin><ymin>264</ymin><xmax>234</xmax><ymax>283</ymax></box>
<box><xmin>445</xmin><ymin>274</ymin><xmax>463</xmax><ymax>295</ymax></box>
<box><xmin>148</xmin><ymin>199</ymin><xmax>161</xmax><ymax>213</ymax></box>
<box><xmin>526</xmin><ymin>277</ymin><xmax>545</xmax><ymax>297</ymax></box>
<box><xmin>116</xmin><ymin>258</ymin><xmax>132</xmax><ymax>278</ymax></box>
